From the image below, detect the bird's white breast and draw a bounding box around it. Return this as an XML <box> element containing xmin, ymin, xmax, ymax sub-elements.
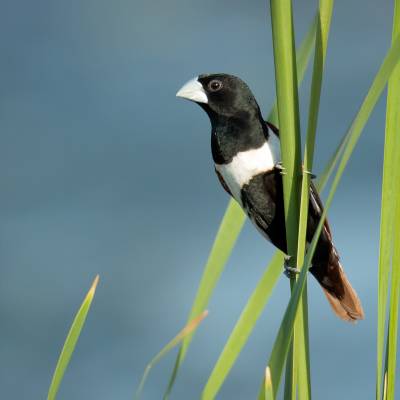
<box><xmin>215</xmin><ymin>134</ymin><xmax>281</xmax><ymax>204</ymax></box>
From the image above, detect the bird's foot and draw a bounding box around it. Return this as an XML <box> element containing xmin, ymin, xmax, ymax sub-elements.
<box><xmin>283</xmin><ymin>256</ymin><xmax>300</xmax><ymax>279</ymax></box>
<box><xmin>275</xmin><ymin>162</ymin><xmax>286</xmax><ymax>175</ymax></box>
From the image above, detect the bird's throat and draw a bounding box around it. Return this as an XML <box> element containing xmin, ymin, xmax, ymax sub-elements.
<box><xmin>210</xmin><ymin>115</ymin><xmax>267</xmax><ymax>165</ymax></box>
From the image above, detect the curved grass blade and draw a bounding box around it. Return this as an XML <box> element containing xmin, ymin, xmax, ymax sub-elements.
<box><xmin>163</xmin><ymin>19</ymin><xmax>317</xmax><ymax>399</ymax></box>
<box><xmin>296</xmin><ymin>1</ymin><xmax>334</xmax><ymax>398</ymax></box>
<box><xmin>135</xmin><ymin>311</ymin><xmax>208</xmax><ymax>400</ymax></box>
<box><xmin>258</xmin><ymin>250</ymin><xmax>309</xmax><ymax>399</ymax></box>
<box><xmin>201</xmin><ymin>253</ymin><xmax>283</xmax><ymax>399</ymax></box>
<box><xmin>386</xmin><ymin>194</ymin><xmax>400</xmax><ymax>399</ymax></box>
<box><xmin>295</xmin><ymin>289</ymin><xmax>311</xmax><ymax>400</ymax></box>
<box><xmin>163</xmin><ymin>200</ymin><xmax>245</xmax><ymax>399</ymax></box>
<box><xmin>383</xmin><ymin>6</ymin><xmax>400</xmax><ymax>398</ymax></box>
<box><xmin>268</xmin><ymin>14</ymin><xmax>317</xmax><ymax>126</ymax></box>
<box><xmin>259</xmin><ymin>34</ymin><xmax>400</xmax><ymax>400</ymax></box>
<box><xmin>47</xmin><ymin>275</ymin><xmax>99</xmax><ymax>400</ymax></box>
<box><xmin>269</xmin><ymin>0</ymin><xmax>304</xmax><ymax>397</ymax></box>
<box><xmin>377</xmin><ymin>2</ymin><xmax>400</xmax><ymax>399</ymax></box>
<box><xmin>298</xmin><ymin>0</ymin><xmax>334</xmax><ymax>279</ymax></box>
<box><xmin>376</xmin><ymin>110</ymin><xmax>396</xmax><ymax>400</ymax></box>
<box><xmin>269</xmin><ymin>0</ymin><xmax>302</xmax><ymax>253</ymax></box>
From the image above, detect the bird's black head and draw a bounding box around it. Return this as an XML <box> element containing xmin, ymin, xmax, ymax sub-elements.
<box><xmin>176</xmin><ymin>73</ymin><xmax>260</xmax><ymax>123</ymax></box>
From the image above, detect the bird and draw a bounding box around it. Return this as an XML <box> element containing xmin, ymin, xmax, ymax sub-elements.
<box><xmin>176</xmin><ymin>73</ymin><xmax>364</xmax><ymax>322</ymax></box>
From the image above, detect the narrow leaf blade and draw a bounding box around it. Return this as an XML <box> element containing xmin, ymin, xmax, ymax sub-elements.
<box><xmin>201</xmin><ymin>253</ymin><xmax>283</xmax><ymax>399</ymax></box>
<box><xmin>296</xmin><ymin>2</ymin><xmax>334</xmax><ymax>398</ymax></box>
<box><xmin>382</xmin><ymin>6</ymin><xmax>400</xmax><ymax>399</ymax></box>
<box><xmin>163</xmin><ymin>200</ymin><xmax>245</xmax><ymax>398</ymax></box>
<box><xmin>47</xmin><ymin>276</ymin><xmax>99</xmax><ymax>400</ymax></box>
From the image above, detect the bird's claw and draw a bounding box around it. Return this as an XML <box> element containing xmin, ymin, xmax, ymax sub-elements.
<box><xmin>275</xmin><ymin>162</ymin><xmax>286</xmax><ymax>175</ymax></box>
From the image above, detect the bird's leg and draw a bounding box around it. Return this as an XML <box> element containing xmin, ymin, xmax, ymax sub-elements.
<box><xmin>275</xmin><ymin>161</ymin><xmax>286</xmax><ymax>175</ymax></box>
<box><xmin>283</xmin><ymin>255</ymin><xmax>300</xmax><ymax>279</ymax></box>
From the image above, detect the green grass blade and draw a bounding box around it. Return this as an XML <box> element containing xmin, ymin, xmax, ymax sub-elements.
<box><xmin>268</xmin><ymin>15</ymin><xmax>317</xmax><ymax>126</ymax></box>
<box><xmin>269</xmin><ymin>1</ymin><xmax>303</xmax><ymax>398</ymax></box>
<box><xmin>164</xmin><ymin>19</ymin><xmax>317</xmax><ymax>398</ymax></box>
<box><xmin>387</xmin><ymin>197</ymin><xmax>400</xmax><ymax>399</ymax></box>
<box><xmin>269</xmin><ymin>0</ymin><xmax>302</xmax><ymax>251</ymax></box>
<box><xmin>163</xmin><ymin>200</ymin><xmax>245</xmax><ymax>399</ymax></box>
<box><xmin>258</xmin><ymin>248</ymin><xmax>310</xmax><ymax>399</ymax></box>
<box><xmin>176</xmin><ymin>200</ymin><xmax>245</xmax><ymax>360</ymax></box>
<box><xmin>298</xmin><ymin>0</ymin><xmax>334</xmax><ymax>273</ymax></box>
<box><xmin>135</xmin><ymin>311</ymin><xmax>208</xmax><ymax>400</ymax></box>
<box><xmin>47</xmin><ymin>276</ymin><xmax>99</xmax><ymax>400</ymax></box>
<box><xmin>283</xmin><ymin>342</ymin><xmax>296</xmax><ymax>400</ymax></box>
<box><xmin>376</xmin><ymin>127</ymin><xmax>395</xmax><ymax>400</ymax></box>
<box><xmin>377</xmin><ymin>3</ymin><xmax>400</xmax><ymax>399</ymax></box>
<box><xmin>201</xmin><ymin>253</ymin><xmax>284</xmax><ymax>399</ymax></box>
<box><xmin>296</xmin><ymin>2</ymin><xmax>334</xmax><ymax>398</ymax></box>
<box><xmin>295</xmin><ymin>286</ymin><xmax>311</xmax><ymax>400</ymax></box>
<box><xmin>259</xmin><ymin>34</ymin><xmax>400</xmax><ymax>399</ymax></box>
<box><xmin>382</xmin><ymin>4</ymin><xmax>400</xmax><ymax>399</ymax></box>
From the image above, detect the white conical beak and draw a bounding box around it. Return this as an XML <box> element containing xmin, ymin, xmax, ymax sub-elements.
<box><xmin>176</xmin><ymin>77</ymin><xmax>208</xmax><ymax>104</ymax></box>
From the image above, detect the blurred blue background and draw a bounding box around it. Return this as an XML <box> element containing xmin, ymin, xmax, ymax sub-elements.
<box><xmin>0</xmin><ymin>0</ymin><xmax>396</xmax><ymax>398</ymax></box>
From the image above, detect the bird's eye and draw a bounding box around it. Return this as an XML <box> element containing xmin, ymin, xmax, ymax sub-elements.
<box><xmin>208</xmin><ymin>80</ymin><xmax>222</xmax><ymax>92</ymax></box>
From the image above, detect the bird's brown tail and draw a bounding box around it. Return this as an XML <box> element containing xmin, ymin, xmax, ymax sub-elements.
<box><xmin>310</xmin><ymin>258</ymin><xmax>364</xmax><ymax>322</ymax></box>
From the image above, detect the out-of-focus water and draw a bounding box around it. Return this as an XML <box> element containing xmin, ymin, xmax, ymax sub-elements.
<box><xmin>0</xmin><ymin>0</ymin><xmax>396</xmax><ymax>398</ymax></box>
